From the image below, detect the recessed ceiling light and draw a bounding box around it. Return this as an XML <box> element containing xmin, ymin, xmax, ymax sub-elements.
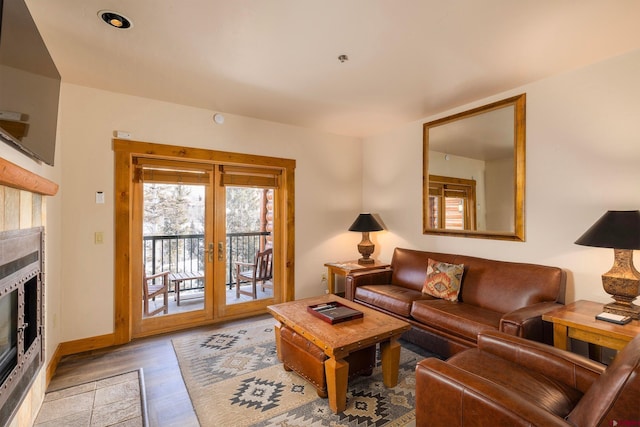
<box><xmin>98</xmin><ymin>10</ymin><xmax>132</xmax><ymax>29</ymax></box>
<box><xmin>213</xmin><ymin>113</ymin><xmax>225</xmax><ymax>124</ymax></box>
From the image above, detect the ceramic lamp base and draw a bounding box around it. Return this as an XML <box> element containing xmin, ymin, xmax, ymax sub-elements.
<box><xmin>601</xmin><ymin>249</ymin><xmax>640</xmax><ymax>319</ymax></box>
<box><xmin>603</xmin><ymin>301</ymin><xmax>640</xmax><ymax>320</ymax></box>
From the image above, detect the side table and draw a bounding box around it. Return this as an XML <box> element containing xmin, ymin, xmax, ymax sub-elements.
<box><xmin>542</xmin><ymin>300</ymin><xmax>640</xmax><ymax>359</ymax></box>
<box><xmin>324</xmin><ymin>260</ymin><xmax>389</xmax><ymax>295</ymax></box>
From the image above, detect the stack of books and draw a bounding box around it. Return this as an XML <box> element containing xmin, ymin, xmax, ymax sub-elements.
<box><xmin>307</xmin><ymin>301</ymin><xmax>363</xmax><ymax>324</ymax></box>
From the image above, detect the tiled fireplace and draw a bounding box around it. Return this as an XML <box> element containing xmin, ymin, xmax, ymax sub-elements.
<box><xmin>0</xmin><ymin>227</ymin><xmax>44</xmax><ymax>426</ymax></box>
<box><xmin>0</xmin><ymin>157</ymin><xmax>57</xmax><ymax>426</ymax></box>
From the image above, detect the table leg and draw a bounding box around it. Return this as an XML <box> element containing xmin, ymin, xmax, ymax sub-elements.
<box><xmin>553</xmin><ymin>324</ymin><xmax>569</xmax><ymax>350</ymax></box>
<box><xmin>273</xmin><ymin>321</ymin><xmax>283</xmax><ymax>361</ymax></box>
<box><xmin>327</xmin><ymin>267</ymin><xmax>336</xmax><ymax>294</ymax></box>
<box><xmin>380</xmin><ymin>337</ymin><xmax>402</xmax><ymax>387</ymax></box>
<box><xmin>325</xmin><ymin>356</ymin><xmax>349</xmax><ymax>413</ymax></box>
<box><xmin>172</xmin><ymin>280</ymin><xmax>182</xmax><ymax>305</ymax></box>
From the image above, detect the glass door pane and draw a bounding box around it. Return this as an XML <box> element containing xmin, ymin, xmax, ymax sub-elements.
<box><xmin>142</xmin><ymin>182</ymin><xmax>206</xmax><ymax>317</ymax></box>
<box><xmin>225</xmin><ymin>187</ymin><xmax>274</xmax><ymax>305</ymax></box>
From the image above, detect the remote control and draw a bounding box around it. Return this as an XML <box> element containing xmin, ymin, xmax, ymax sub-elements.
<box><xmin>595</xmin><ymin>312</ymin><xmax>632</xmax><ymax>325</ymax></box>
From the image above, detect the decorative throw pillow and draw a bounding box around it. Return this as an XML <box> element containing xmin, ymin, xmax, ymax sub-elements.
<box><xmin>422</xmin><ymin>258</ymin><xmax>464</xmax><ymax>301</ymax></box>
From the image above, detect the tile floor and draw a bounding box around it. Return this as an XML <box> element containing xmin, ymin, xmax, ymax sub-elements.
<box><xmin>34</xmin><ymin>370</ymin><xmax>146</xmax><ymax>427</ymax></box>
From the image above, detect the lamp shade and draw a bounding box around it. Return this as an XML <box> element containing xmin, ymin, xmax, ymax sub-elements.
<box><xmin>348</xmin><ymin>213</ymin><xmax>383</xmax><ymax>232</ymax></box>
<box><xmin>575</xmin><ymin>210</ymin><xmax>640</xmax><ymax>250</ymax></box>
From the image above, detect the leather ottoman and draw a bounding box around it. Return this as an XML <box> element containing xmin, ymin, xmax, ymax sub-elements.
<box><xmin>279</xmin><ymin>325</ymin><xmax>375</xmax><ymax>397</ymax></box>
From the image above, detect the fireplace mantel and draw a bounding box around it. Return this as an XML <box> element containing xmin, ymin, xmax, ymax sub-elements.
<box><xmin>0</xmin><ymin>157</ymin><xmax>58</xmax><ymax>196</ymax></box>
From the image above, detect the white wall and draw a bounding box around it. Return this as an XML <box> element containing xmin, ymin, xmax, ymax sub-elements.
<box><xmin>485</xmin><ymin>157</ymin><xmax>513</xmax><ymax>231</ymax></box>
<box><xmin>58</xmin><ymin>84</ymin><xmax>362</xmax><ymax>341</ymax></box>
<box><xmin>363</xmin><ymin>48</ymin><xmax>640</xmax><ymax>305</ymax></box>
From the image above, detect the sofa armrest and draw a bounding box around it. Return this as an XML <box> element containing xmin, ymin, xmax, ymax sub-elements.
<box><xmin>416</xmin><ymin>357</ymin><xmax>570</xmax><ymax>426</ymax></box>
<box><xmin>477</xmin><ymin>331</ymin><xmax>604</xmax><ymax>393</ymax></box>
<box><xmin>500</xmin><ymin>301</ymin><xmax>563</xmax><ymax>342</ymax></box>
<box><xmin>344</xmin><ymin>269</ymin><xmax>392</xmax><ymax>301</ymax></box>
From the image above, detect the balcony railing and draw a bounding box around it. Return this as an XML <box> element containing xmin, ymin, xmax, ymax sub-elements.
<box><xmin>143</xmin><ymin>231</ymin><xmax>271</xmax><ymax>287</ymax></box>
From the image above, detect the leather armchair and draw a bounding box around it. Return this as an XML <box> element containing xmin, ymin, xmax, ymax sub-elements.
<box><xmin>416</xmin><ymin>330</ymin><xmax>640</xmax><ymax>426</ymax></box>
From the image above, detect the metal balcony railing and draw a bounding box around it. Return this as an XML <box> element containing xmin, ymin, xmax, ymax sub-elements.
<box><xmin>143</xmin><ymin>231</ymin><xmax>271</xmax><ymax>288</ymax></box>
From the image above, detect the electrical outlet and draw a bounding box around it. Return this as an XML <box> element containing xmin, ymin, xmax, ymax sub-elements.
<box><xmin>321</xmin><ymin>273</ymin><xmax>328</xmax><ymax>292</ymax></box>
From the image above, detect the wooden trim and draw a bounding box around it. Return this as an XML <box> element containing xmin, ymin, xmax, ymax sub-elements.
<box><xmin>45</xmin><ymin>344</ymin><xmax>64</xmax><ymax>387</ymax></box>
<box><xmin>114</xmin><ymin>150</ymin><xmax>132</xmax><ymax>345</ymax></box>
<box><xmin>422</xmin><ymin>93</ymin><xmax>525</xmax><ymax>242</ymax></box>
<box><xmin>58</xmin><ymin>333</ymin><xmax>117</xmax><ymax>356</ymax></box>
<box><xmin>46</xmin><ymin>334</ymin><xmax>118</xmax><ymax>383</ymax></box>
<box><xmin>284</xmin><ymin>166</ymin><xmax>295</xmax><ymax>302</ymax></box>
<box><xmin>0</xmin><ymin>157</ymin><xmax>58</xmax><ymax>196</ymax></box>
<box><xmin>113</xmin><ymin>139</ymin><xmax>296</xmax><ymax>343</ymax></box>
<box><xmin>113</xmin><ymin>139</ymin><xmax>295</xmax><ymax>169</ymax></box>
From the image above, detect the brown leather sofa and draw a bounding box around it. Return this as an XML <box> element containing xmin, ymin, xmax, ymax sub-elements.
<box><xmin>415</xmin><ymin>330</ymin><xmax>640</xmax><ymax>426</ymax></box>
<box><xmin>346</xmin><ymin>247</ymin><xmax>566</xmax><ymax>357</ymax></box>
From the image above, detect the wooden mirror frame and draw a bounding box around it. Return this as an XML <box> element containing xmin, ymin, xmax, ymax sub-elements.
<box><xmin>422</xmin><ymin>93</ymin><xmax>526</xmax><ymax>241</ymax></box>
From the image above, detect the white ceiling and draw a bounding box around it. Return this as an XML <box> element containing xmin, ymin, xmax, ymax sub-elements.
<box><xmin>24</xmin><ymin>0</ymin><xmax>640</xmax><ymax>138</ymax></box>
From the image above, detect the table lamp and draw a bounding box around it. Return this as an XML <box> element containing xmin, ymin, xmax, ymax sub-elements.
<box><xmin>349</xmin><ymin>213</ymin><xmax>383</xmax><ymax>265</ymax></box>
<box><xmin>575</xmin><ymin>210</ymin><xmax>640</xmax><ymax>319</ymax></box>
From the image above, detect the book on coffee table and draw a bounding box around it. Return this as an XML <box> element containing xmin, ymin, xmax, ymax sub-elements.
<box><xmin>307</xmin><ymin>301</ymin><xmax>363</xmax><ymax>324</ymax></box>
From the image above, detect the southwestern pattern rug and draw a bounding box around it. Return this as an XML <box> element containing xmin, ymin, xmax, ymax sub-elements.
<box><xmin>172</xmin><ymin>319</ymin><xmax>426</xmax><ymax>426</ymax></box>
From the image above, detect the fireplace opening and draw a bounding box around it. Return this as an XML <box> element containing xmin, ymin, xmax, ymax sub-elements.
<box><xmin>0</xmin><ymin>290</ymin><xmax>18</xmax><ymax>385</ymax></box>
<box><xmin>0</xmin><ymin>227</ymin><xmax>44</xmax><ymax>426</ymax></box>
<box><xmin>24</xmin><ymin>275</ymin><xmax>39</xmax><ymax>352</ymax></box>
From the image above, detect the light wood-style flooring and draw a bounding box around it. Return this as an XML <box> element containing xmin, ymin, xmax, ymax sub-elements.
<box><xmin>47</xmin><ymin>314</ymin><xmax>272</xmax><ymax>427</ymax></box>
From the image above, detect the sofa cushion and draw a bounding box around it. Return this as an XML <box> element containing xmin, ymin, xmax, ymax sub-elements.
<box><xmin>446</xmin><ymin>349</ymin><xmax>584</xmax><ymax>418</ymax></box>
<box><xmin>390</xmin><ymin>248</ymin><xmax>459</xmax><ymax>292</ymax></box>
<box><xmin>411</xmin><ymin>299</ymin><xmax>501</xmax><ymax>341</ymax></box>
<box><xmin>355</xmin><ymin>284</ymin><xmax>433</xmax><ymax>317</ymax></box>
<box><xmin>422</xmin><ymin>258</ymin><xmax>464</xmax><ymax>301</ymax></box>
<box><xmin>386</xmin><ymin>248</ymin><xmax>566</xmax><ymax>315</ymax></box>
<box><xmin>453</xmin><ymin>255</ymin><xmax>566</xmax><ymax>314</ymax></box>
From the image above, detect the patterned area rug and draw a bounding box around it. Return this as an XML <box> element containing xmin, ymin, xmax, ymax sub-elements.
<box><xmin>173</xmin><ymin>319</ymin><xmax>423</xmax><ymax>427</ymax></box>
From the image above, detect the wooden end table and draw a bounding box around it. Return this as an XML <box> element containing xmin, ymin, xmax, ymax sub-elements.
<box><xmin>542</xmin><ymin>300</ymin><xmax>640</xmax><ymax>358</ymax></box>
<box><xmin>324</xmin><ymin>260</ymin><xmax>389</xmax><ymax>294</ymax></box>
<box><xmin>267</xmin><ymin>294</ymin><xmax>410</xmax><ymax>413</ymax></box>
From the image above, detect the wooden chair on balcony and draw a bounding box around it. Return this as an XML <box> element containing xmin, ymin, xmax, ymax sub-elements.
<box><xmin>143</xmin><ymin>271</ymin><xmax>170</xmax><ymax>316</ymax></box>
<box><xmin>235</xmin><ymin>248</ymin><xmax>273</xmax><ymax>299</ymax></box>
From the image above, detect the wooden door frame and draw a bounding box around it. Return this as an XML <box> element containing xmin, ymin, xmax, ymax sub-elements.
<box><xmin>113</xmin><ymin>139</ymin><xmax>296</xmax><ymax>344</ymax></box>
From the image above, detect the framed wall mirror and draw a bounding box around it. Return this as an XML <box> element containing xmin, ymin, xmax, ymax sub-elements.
<box><xmin>423</xmin><ymin>93</ymin><xmax>525</xmax><ymax>241</ymax></box>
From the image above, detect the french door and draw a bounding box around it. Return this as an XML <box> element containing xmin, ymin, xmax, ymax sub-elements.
<box><xmin>216</xmin><ymin>165</ymin><xmax>282</xmax><ymax>318</ymax></box>
<box><xmin>132</xmin><ymin>158</ymin><xmax>215</xmax><ymax>335</ymax></box>
<box><xmin>130</xmin><ymin>157</ymin><xmax>283</xmax><ymax>337</ymax></box>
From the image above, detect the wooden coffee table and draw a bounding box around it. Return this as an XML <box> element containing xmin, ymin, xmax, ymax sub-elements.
<box><xmin>267</xmin><ymin>294</ymin><xmax>411</xmax><ymax>413</ymax></box>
